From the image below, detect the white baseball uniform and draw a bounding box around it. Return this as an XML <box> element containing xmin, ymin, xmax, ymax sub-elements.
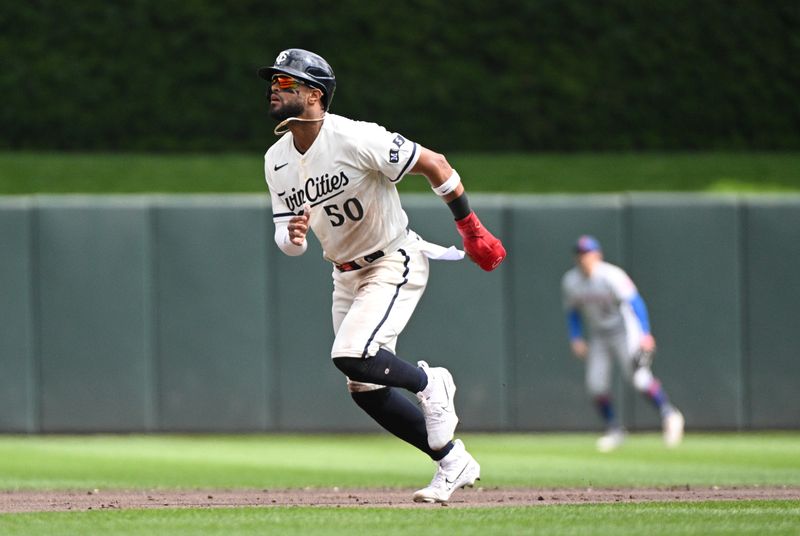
<box><xmin>561</xmin><ymin>261</ymin><xmax>644</xmax><ymax>395</ymax></box>
<box><xmin>265</xmin><ymin>113</ymin><xmax>447</xmax><ymax>392</ymax></box>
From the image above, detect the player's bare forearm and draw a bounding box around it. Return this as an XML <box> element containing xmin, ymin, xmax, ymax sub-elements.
<box><xmin>640</xmin><ymin>333</ymin><xmax>656</xmax><ymax>352</ymax></box>
<box><xmin>571</xmin><ymin>339</ymin><xmax>588</xmax><ymax>360</ymax></box>
<box><xmin>411</xmin><ymin>147</ymin><xmax>464</xmax><ymax>201</ymax></box>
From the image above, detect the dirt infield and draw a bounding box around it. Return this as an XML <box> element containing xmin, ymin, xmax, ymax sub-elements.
<box><xmin>1</xmin><ymin>486</ymin><xmax>797</xmax><ymax>513</ymax></box>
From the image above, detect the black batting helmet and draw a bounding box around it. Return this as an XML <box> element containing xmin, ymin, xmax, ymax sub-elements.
<box><xmin>258</xmin><ymin>49</ymin><xmax>336</xmax><ymax>111</ymax></box>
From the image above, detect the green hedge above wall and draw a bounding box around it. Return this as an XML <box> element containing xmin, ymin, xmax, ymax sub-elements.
<box><xmin>2</xmin><ymin>1</ymin><xmax>798</xmax><ymax>151</ymax></box>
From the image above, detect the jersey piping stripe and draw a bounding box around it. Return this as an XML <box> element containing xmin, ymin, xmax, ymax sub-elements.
<box><xmin>273</xmin><ymin>211</ymin><xmax>296</xmax><ymax>219</ymax></box>
<box><xmin>391</xmin><ymin>142</ymin><xmax>418</xmax><ymax>183</ymax></box>
<box><xmin>361</xmin><ymin>248</ymin><xmax>411</xmax><ymax>358</ymax></box>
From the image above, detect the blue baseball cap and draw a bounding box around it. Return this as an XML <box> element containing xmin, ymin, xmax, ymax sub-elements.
<box><xmin>574</xmin><ymin>235</ymin><xmax>601</xmax><ymax>254</ymax></box>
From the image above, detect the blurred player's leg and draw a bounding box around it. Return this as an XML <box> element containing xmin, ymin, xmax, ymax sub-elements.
<box><xmin>630</xmin><ymin>361</ymin><xmax>684</xmax><ymax>447</ymax></box>
<box><xmin>594</xmin><ymin>395</ymin><xmax>625</xmax><ymax>452</ymax></box>
<box><xmin>616</xmin><ymin>330</ymin><xmax>685</xmax><ymax>448</ymax></box>
<box><xmin>587</xmin><ymin>342</ymin><xmax>624</xmax><ymax>451</ymax></box>
<box><xmin>662</xmin><ymin>408</ymin><xmax>685</xmax><ymax>447</ymax></box>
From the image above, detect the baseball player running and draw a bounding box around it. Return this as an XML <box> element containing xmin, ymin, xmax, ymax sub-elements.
<box><xmin>561</xmin><ymin>235</ymin><xmax>684</xmax><ymax>452</ymax></box>
<box><xmin>258</xmin><ymin>49</ymin><xmax>506</xmax><ymax>502</ymax></box>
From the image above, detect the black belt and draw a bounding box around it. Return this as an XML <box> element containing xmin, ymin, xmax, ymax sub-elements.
<box><xmin>335</xmin><ymin>250</ymin><xmax>385</xmax><ymax>272</ymax></box>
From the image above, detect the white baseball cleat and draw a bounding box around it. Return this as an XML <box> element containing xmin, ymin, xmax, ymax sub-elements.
<box><xmin>596</xmin><ymin>428</ymin><xmax>625</xmax><ymax>453</ymax></box>
<box><xmin>413</xmin><ymin>439</ymin><xmax>481</xmax><ymax>503</ymax></box>
<box><xmin>416</xmin><ymin>361</ymin><xmax>459</xmax><ymax>450</ymax></box>
<box><xmin>663</xmin><ymin>409</ymin><xmax>685</xmax><ymax>448</ymax></box>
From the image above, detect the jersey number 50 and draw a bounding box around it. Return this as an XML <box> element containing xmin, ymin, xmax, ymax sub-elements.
<box><xmin>323</xmin><ymin>198</ymin><xmax>364</xmax><ymax>227</ymax></box>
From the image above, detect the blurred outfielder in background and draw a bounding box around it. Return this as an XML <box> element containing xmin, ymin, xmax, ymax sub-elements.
<box><xmin>562</xmin><ymin>235</ymin><xmax>684</xmax><ymax>452</ymax></box>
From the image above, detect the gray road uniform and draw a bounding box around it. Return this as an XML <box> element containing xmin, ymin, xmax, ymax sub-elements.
<box><xmin>561</xmin><ymin>261</ymin><xmax>646</xmax><ymax>395</ymax></box>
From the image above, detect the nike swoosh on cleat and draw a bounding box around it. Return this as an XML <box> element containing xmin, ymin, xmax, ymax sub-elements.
<box><xmin>444</xmin><ymin>464</ymin><xmax>470</xmax><ymax>491</ymax></box>
<box><xmin>274</xmin><ymin>162</ymin><xmax>289</xmax><ymax>171</ymax></box>
<box><xmin>441</xmin><ymin>381</ymin><xmax>452</xmax><ymax>412</ymax></box>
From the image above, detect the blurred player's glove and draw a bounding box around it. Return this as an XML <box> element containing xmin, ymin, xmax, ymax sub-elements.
<box><xmin>455</xmin><ymin>212</ymin><xmax>506</xmax><ymax>271</ymax></box>
<box><xmin>633</xmin><ymin>349</ymin><xmax>655</xmax><ymax>369</ymax></box>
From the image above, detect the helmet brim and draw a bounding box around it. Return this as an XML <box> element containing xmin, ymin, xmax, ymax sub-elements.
<box><xmin>258</xmin><ymin>65</ymin><xmax>295</xmax><ymax>80</ymax></box>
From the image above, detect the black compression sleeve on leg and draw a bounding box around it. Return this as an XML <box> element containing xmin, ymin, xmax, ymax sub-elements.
<box><xmin>352</xmin><ymin>388</ymin><xmax>452</xmax><ymax>461</ymax></box>
<box><xmin>333</xmin><ymin>348</ymin><xmax>427</xmax><ymax>393</ymax></box>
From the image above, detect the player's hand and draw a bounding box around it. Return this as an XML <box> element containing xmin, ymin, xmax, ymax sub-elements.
<box><xmin>288</xmin><ymin>204</ymin><xmax>311</xmax><ymax>246</ymax></box>
<box><xmin>571</xmin><ymin>339</ymin><xmax>588</xmax><ymax>360</ymax></box>
<box><xmin>640</xmin><ymin>333</ymin><xmax>656</xmax><ymax>353</ymax></box>
<box><xmin>455</xmin><ymin>212</ymin><xmax>506</xmax><ymax>271</ymax></box>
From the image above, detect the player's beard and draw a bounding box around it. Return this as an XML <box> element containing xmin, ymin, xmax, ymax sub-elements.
<box><xmin>269</xmin><ymin>99</ymin><xmax>305</xmax><ymax>122</ymax></box>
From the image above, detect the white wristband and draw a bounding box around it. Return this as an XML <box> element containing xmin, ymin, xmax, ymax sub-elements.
<box><xmin>431</xmin><ymin>170</ymin><xmax>461</xmax><ymax>197</ymax></box>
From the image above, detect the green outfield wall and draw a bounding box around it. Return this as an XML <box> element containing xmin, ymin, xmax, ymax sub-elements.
<box><xmin>0</xmin><ymin>194</ymin><xmax>797</xmax><ymax>433</ymax></box>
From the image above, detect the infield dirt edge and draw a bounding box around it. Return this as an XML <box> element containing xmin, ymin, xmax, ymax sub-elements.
<box><xmin>1</xmin><ymin>486</ymin><xmax>798</xmax><ymax>513</ymax></box>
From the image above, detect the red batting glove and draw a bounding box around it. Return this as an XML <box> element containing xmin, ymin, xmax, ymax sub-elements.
<box><xmin>455</xmin><ymin>212</ymin><xmax>507</xmax><ymax>271</ymax></box>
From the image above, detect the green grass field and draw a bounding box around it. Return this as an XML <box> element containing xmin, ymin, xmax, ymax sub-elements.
<box><xmin>2</xmin><ymin>502</ymin><xmax>797</xmax><ymax>536</ymax></box>
<box><xmin>1</xmin><ymin>151</ymin><xmax>799</xmax><ymax>194</ymax></box>
<box><xmin>0</xmin><ymin>433</ymin><xmax>798</xmax><ymax>535</ymax></box>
